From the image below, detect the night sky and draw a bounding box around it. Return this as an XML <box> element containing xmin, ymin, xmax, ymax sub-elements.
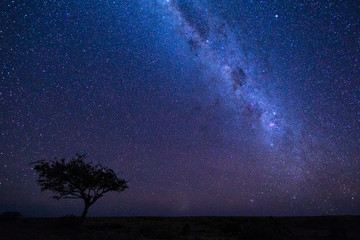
<box><xmin>1</xmin><ymin>0</ymin><xmax>360</xmax><ymax>217</ymax></box>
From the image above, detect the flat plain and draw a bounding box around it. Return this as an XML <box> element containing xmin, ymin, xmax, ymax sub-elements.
<box><xmin>1</xmin><ymin>216</ymin><xmax>359</xmax><ymax>239</ymax></box>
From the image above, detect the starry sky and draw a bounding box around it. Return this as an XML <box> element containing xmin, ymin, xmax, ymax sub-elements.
<box><xmin>1</xmin><ymin>0</ymin><xmax>360</xmax><ymax>217</ymax></box>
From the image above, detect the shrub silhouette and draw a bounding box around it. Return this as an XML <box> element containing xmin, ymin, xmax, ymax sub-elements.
<box><xmin>31</xmin><ymin>153</ymin><xmax>128</xmax><ymax>218</ymax></box>
<box><xmin>181</xmin><ymin>223</ymin><xmax>191</xmax><ymax>236</ymax></box>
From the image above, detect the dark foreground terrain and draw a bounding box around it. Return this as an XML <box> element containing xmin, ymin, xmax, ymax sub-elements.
<box><xmin>1</xmin><ymin>216</ymin><xmax>360</xmax><ymax>240</ymax></box>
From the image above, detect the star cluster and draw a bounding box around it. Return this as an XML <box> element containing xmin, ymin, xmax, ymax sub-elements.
<box><xmin>1</xmin><ymin>0</ymin><xmax>360</xmax><ymax>216</ymax></box>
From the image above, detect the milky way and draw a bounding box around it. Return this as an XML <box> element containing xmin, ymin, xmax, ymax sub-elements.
<box><xmin>155</xmin><ymin>0</ymin><xmax>289</xmax><ymax>144</ymax></box>
<box><xmin>1</xmin><ymin>0</ymin><xmax>360</xmax><ymax>216</ymax></box>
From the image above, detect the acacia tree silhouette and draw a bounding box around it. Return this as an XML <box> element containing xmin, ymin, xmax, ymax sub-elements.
<box><xmin>31</xmin><ymin>153</ymin><xmax>128</xmax><ymax>218</ymax></box>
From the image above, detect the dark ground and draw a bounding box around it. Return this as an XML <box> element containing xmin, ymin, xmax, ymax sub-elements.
<box><xmin>0</xmin><ymin>216</ymin><xmax>360</xmax><ymax>240</ymax></box>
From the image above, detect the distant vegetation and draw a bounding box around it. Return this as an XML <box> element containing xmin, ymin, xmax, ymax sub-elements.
<box><xmin>0</xmin><ymin>212</ymin><xmax>22</xmax><ymax>220</ymax></box>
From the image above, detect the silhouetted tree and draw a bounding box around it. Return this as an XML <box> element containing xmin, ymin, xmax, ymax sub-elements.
<box><xmin>31</xmin><ymin>153</ymin><xmax>128</xmax><ymax>218</ymax></box>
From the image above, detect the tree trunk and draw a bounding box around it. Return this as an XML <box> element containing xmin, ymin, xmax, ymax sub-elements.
<box><xmin>81</xmin><ymin>201</ymin><xmax>90</xmax><ymax>218</ymax></box>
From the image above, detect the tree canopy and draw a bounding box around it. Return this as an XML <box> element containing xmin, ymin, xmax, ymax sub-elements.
<box><xmin>31</xmin><ymin>153</ymin><xmax>128</xmax><ymax>218</ymax></box>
